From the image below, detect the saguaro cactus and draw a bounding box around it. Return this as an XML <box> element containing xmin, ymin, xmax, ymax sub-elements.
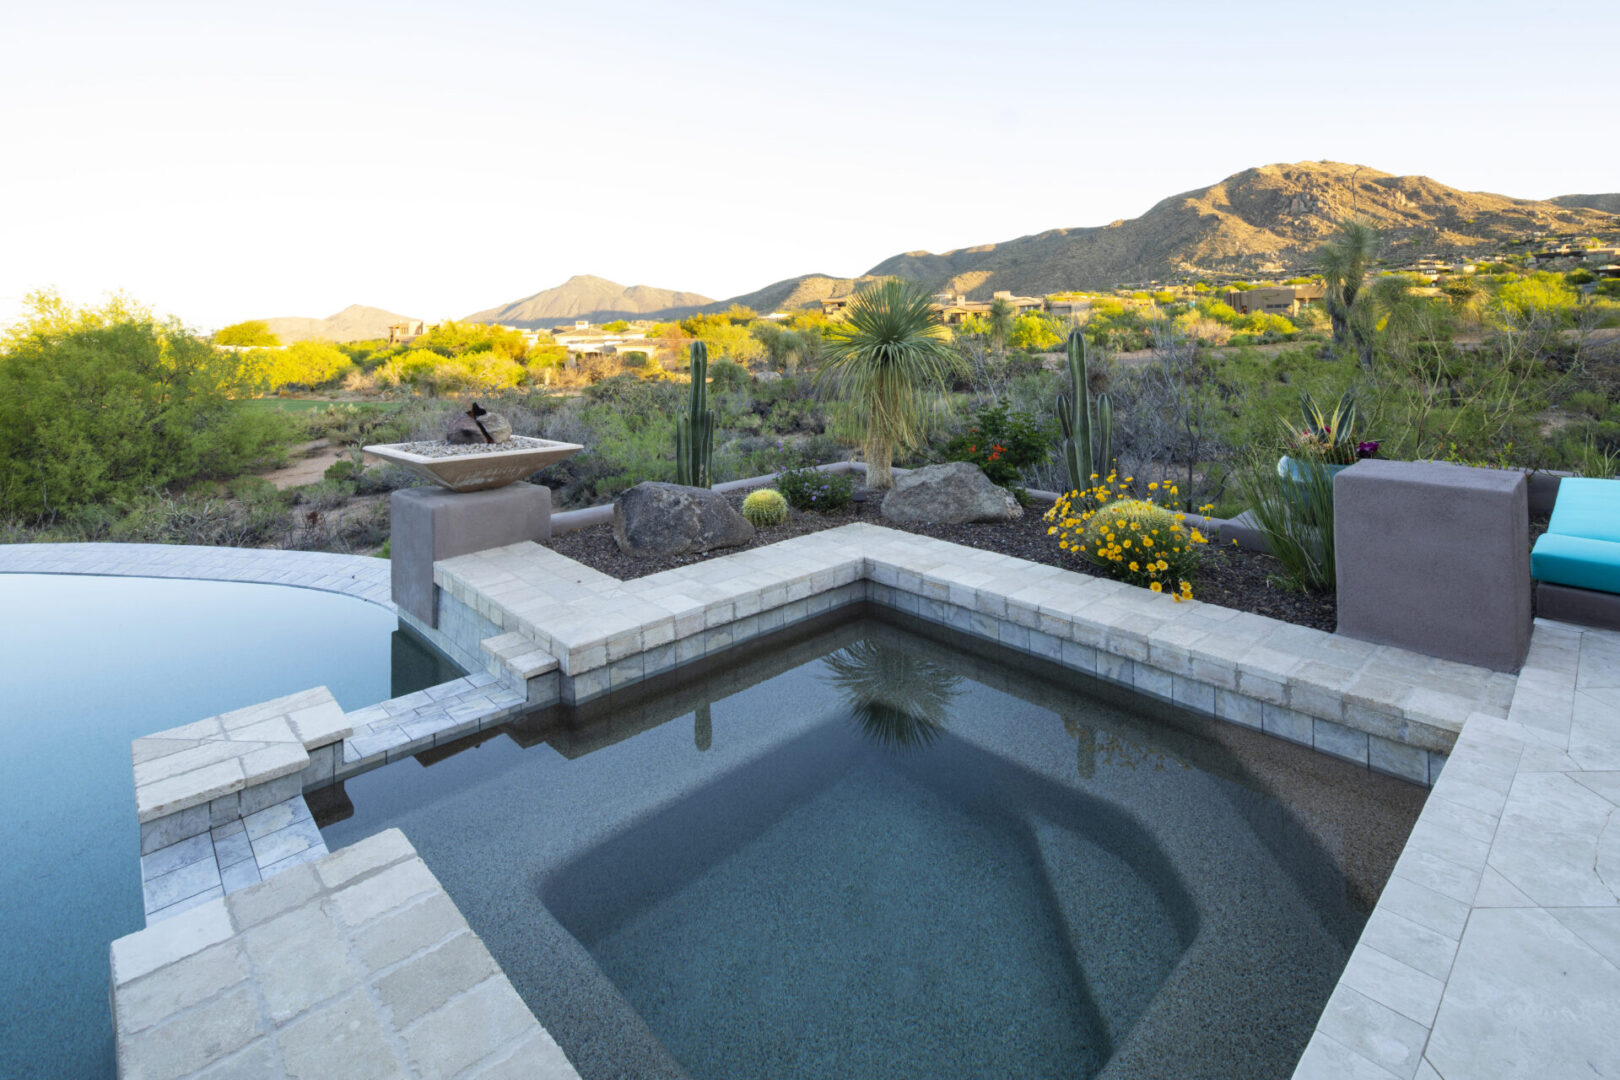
<box><xmin>675</xmin><ymin>340</ymin><xmax>715</xmax><ymax>487</ymax></box>
<box><xmin>1056</xmin><ymin>328</ymin><xmax>1113</xmax><ymax>493</ymax></box>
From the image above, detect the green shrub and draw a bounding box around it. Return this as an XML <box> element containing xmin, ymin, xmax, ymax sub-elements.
<box><xmin>1233</xmin><ymin>450</ymin><xmax>1336</xmax><ymax>592</ymax></box>
<box><xmin>708</xmin><ymin>358</ymin><xmax>750</xmax><ymax>392</ymax></box>
<box><xmin>741</xmin><ymin>488</ymin><xmax>788</xmax><ymax>527</ymax></box>
<box><xmin>0</xmin><ymin>291</ymin><xmax>292</xmax><ymax>521</ymax></box>
<box><xmin>941</xmin><ymin>403</ymin><xmax>1053</xmax><ymax>491</ymax></box>
<box><xmin>776</xmin><ymin>465</ymin><xmax>853</xmax><ymax>511</ymax></box>
<box><xmin>1044</xmin><ymin>477</ymin><xmax>1207</xmax><ymax>598</ymax></box>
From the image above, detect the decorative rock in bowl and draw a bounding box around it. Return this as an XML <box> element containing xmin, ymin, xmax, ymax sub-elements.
<box><xmin>364</xmin><ymin>404</ymin><xmax>582</xmax><ymax>493</ymax></box>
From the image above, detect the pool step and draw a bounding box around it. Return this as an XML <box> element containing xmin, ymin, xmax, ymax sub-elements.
<box><xmin>140</xmin><ymin>793</ymin><xmax>327</xmax><ymax>922</ymax></box>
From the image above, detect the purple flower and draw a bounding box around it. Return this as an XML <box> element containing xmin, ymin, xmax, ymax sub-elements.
<box><xmin>1356</xmin><ymin>441</ymin><xmax>1380</xmax><ymax>459</ymax></box>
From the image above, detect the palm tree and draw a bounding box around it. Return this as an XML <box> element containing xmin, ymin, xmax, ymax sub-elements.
<box><xmin>817</xmin><ymin>278</ymin><xmax>962</xmax><ymax>489</ymax></box>
<box><xmin>986</xmin><ymin>296</ymin><xmax>1015</xmax><ymax>358</ymax></box>
<box><xmin>1318</xmin><ymin>219</ymin><xmax>1380</xmax><ymax>368</ymax></box>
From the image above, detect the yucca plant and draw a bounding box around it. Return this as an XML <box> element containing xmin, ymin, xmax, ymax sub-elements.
<box><xmin>823</xmin><ymin>638</ymin><xmax>961</xmax><ymax>751</ymax></box>
<box><xmin>816</xmin><ymin>279</ymin><xmax>962</xmax><ymax>489</ymax></box>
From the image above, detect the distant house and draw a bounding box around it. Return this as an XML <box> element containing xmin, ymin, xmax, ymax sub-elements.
<box><xmin>821</xmin><ymin>289</ymin><xmax>1045</xmax><ymax>323</ymax></box>
<box><xmin>551</xmin><ymin>326</ymin><xmax>660</xmax><ymax>364</ymax></box>
<box><xmin>387</xmin><ymin>320</ymin><xmax>427</xmax><ymax>344</ymax></box>
<box><xmin>1221</xmin><ymin>283</ymin><xmax>1324</xmax><ymax>316</ymax></box>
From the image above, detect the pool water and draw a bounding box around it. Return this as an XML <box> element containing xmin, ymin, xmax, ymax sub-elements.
<box><xmin>0</xmin><ymin>573</ymin><xmax>458</xmax><ymax>1080</ymax></box>
<box><xmin>323</xmin><ymin>610</ymin><xmax>1426</xmax><ymax>1080</ymax></box>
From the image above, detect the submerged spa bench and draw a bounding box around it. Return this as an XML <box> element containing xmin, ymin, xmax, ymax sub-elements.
<box><xmin>1531</xmin><ymin>476</ymin><xmax>1620</xmax><ymax>628</ymax></box>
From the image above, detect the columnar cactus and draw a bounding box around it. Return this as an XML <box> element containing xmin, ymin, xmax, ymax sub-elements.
<box><xmin>675</xmin><ymin>341</ymin><xmax>715</xmax><ymax>488</ymax></box>
<box><xmin>1057</xmin><ymin>328</ymin><xmax>1113</xmax><ymax>494</ymax></box>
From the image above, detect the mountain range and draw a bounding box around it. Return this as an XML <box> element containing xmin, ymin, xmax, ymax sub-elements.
<box><xmin>262</xmin><ymin>304</ymin><xmax>413</xmax><ymax>344</ymax></box>
<box><xmin>246</xmin><ymin>162</ymin><xmax>1620</xmax><ymax>334</ymax></box>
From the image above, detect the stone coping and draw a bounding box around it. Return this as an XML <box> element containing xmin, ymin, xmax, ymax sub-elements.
<box><xmin>110</xmin><ymin>829</ymin><xmax>580</xmax><ymax>1079</ymax></box>
<box><xmin>434</xmin><ymin>523</ymin><xmax>1513</xmax><ymax>759</ymax></box>
<box><xmin>133</xmin><ymin>687</ymin><xmax>350</xmax><ymax>826</ymax></box>
<box><xmin>1292</xmin><ymin>619</ymin><xmax>1620</xmax><ymax>1080</ymax></box>
<box><xmin>0</xmin><ymin>541</ymin><xmax>392</xmax><ymax>608</ymax></box>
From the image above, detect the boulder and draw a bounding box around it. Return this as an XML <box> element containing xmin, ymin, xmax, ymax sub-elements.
<box><xmin>445</xmin><ymin>411</ymin><xmax>513</xmax><ymax>444</ymax></box>
<box><xmin>880</xmin><ymin>462</ymin><xmax>1023</xmax><ymax>525</ymax></box>
<box><xmin>613</xmin><ymin>482</ymin><xmax>756</xmax><ymax>558</ymax></box>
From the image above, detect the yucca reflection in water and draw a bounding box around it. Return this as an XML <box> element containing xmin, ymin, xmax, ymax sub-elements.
<box><xmin>823</xmin><ymin>638</ymin><xmax>963</xmax><ymax>750</ymax></box>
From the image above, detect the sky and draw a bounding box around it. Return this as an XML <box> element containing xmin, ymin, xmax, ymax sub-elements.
<box><xmin>2</xmin><ymin>0</ymin><xmax>1616</xmax><ymax>332</ymax></box>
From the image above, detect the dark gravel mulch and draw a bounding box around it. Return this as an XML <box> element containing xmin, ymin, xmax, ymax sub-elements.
<box><xmin>545</xmin><ymin>490</ymin><xmax>1339</xmax><ymax>632</ymax></box>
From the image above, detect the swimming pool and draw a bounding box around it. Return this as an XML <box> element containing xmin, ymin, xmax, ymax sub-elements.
<box><xmin>323</xmin><ymin>608</ymin><xmax>1425</xmax><ymax>1079</ymax></box>
<box><xmin>0</xmin><ymin>573</ymin><xmax>458</xmax><ymax>1080</ymax></box>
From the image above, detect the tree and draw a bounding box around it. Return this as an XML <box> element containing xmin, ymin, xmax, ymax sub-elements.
<box><xmin>1008</xmin><ymin>312</ymin><xmax>1062</xmax><ymax>352</ymax></box>
<box><xmin>1318</xmin><ymin>219</ymin><xmax>1380</xmax><ymax>368</ymax></box>
<box><xmin>817</xmin><ymin>279</ymin><xmax>961</xmax><ymax>489</ymax></box>
<box><xmin>601</xmin><ymin>320</ymin><xmax>630</xmax><ymax>333</ymax></box>
<box><xmin>259</xmin><ymin>340</ymin><xmax>354</xmax><ymax>390</ymax></box>
<box><xmin>214</xmin><ymin>320</ymin><xmax>280</xmax><ymax>347</ymax></box>
<box><xmin>0</xmin><ymin>291</ymin><xmax>285</xmax><ymax>519</ymax></box>
<box><xmin>986</xmin><ymin>297</ymin><xmax>1015</xmax><ymax>358</ymax></box>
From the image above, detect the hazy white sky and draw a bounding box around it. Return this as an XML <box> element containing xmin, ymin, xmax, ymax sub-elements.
<box><xmin>2</xmin><ymin>0</ymin><xmax>1615</xmax><ymax>330</ymax></box>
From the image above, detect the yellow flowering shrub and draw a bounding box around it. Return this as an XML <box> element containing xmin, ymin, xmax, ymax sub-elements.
<box><xmin>1043</xmin><ymin>474</ymin><xmax>1207</xmax><ymax>600</ymax></box>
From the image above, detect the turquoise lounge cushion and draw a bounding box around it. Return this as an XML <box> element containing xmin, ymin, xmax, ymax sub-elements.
<box><xmin>1548</xmin><ymin>477</ymin><xmax>1620</xmax><ymax>544</ymax></box>
<box><xmin>1532</xmin><ymin>532</ymin><xmax>1620</xmax><ymax>593</ymax></box>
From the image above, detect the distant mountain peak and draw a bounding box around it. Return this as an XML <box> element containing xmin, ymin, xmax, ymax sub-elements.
<box><xmin>465</xmin><ymin>277</ymin><xmax>715</xmax><ymax>327</ymax></box>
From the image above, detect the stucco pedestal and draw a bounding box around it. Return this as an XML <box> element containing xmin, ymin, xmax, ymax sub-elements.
<box><xmin>1334</xmin><ymin>460</ymin><xmax>1531</xmax><ymax>672</ymax></box>
<box><xmin>391</xmin><ymin>482</ymin><xmax>552</xmax><ymax>626</ymax></box>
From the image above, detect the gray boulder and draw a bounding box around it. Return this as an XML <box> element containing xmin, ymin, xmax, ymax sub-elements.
<box><xmin>880</xmin><ymin>462</ymin><xmax>1023</xmax><ymax>525</ymax></box>
<box><xmin>614</xmin><ymin>482</ymin><xmax>756</xmax><ymax>558</ymax></box>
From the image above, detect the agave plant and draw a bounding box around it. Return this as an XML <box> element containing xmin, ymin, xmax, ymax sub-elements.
<box><xmin>1286</xmin><ymin>390</ymin><xmax>1364</xmax><ymax>465</ymax></box>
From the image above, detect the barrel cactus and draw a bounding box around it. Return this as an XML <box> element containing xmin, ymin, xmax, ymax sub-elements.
<box><xmin>742</xmin><ymin>488</ymin><xmax>789</xmax><ymax>527</ymax></box>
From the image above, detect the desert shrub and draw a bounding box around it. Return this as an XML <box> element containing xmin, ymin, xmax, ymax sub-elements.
<box><xmin>0</xmin><ymin>291</ymin><xmax>291</xmax><ymax>520</ymax></box>
<box><xmin>1044</xmin><ymin>476</ymin><xmax>1208</xmax><ymax>599</ymax></box>
<box><xmin>941</xmin><ymin>403</ymin><xmax>1053</xmax><ymax>491</ymax></box>
<box><xmin>108</xmin><ymin>491</ymin><xmax>288</xmax><ymax>547</ymax></box>
<box><xmin>353</xmin><ymin>464</ymin><xmax>424</xmax><ymax>495</ymax></box>
<box><xmin>708</xmin><ymin>358</ymin><xmax>750</xmax><ymax>392</ymax></box>
<box><xmin>776</xmin><ymin>465</ymin><xmax>853</xmax><ymax>511</ymax></box>
<box><xmin>290</xmin><ymin>479</ymin><xmax>354</xmax><ymax>511</ymax></box>
<box><xmin>257</xmin><ymin>340</ymin><xmax>354</xmax><ymax>391</ymax></box>
<box><xmin>741</xmin><ymin>488</ymin><xmax>789</xmax><ymax>527</ymax></box>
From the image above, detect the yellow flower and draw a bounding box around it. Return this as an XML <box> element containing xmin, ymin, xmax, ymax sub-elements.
<box><xmin>1143</xmin><ymin>537</ymin><xmax>1154</xmax><ymax>548</ymax></box>
<box><xmin>1148</xmin><ymin>482</ymin><xmax>1158</xmax><ymax>490</ymax></box>
<box><xmin>1129</xmin><ymin>561</ymin><xmax>1139</xmax><ymax>572</ymax></box>
<box><xmin>1047</xmin><ymin>526</ymin><xmax>1057</xmax><ymax>535</ymax></box>
<box><xmin>1157</xmin><ymin>560</ymin><xmax>1169</xmax><ymax>571</ymax></box>
<box><xmin>1150</xmin><ymin>581</ymin><xmax>1162</xmax><ymax>592</ymax></box>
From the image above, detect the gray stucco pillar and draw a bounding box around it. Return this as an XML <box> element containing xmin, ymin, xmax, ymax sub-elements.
<box><xmin>390</xmin><ymin>482</ymin><xmax>552</xmax><ymax>626</ymax></box>
<box><xmin>1334</xmin><ymin>460</ymin><xmax>1530</xmax><ymax>672</ymax></box>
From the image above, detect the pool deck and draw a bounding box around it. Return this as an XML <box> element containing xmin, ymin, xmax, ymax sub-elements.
<box><xmin>7</xmin><ymin>536</ymin><xmax>1618</xmax><ymax>1078</ymax></box>
<box><xmin>110</xmin><ymin>829</ymin><xmax>579</xmax><ymax>1079</ymax></box>
<box><xmin>1293</xmin><ymin>618</ymin><xmax>1620</xmax><ymax>1080</ymax></box>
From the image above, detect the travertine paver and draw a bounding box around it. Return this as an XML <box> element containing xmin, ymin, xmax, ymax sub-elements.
<box><xmin>111</xmin><ymin>829</ymin><xmax>580</xmax><ymax>1080</ymax></box>
<box><xmin>336</xmin><ymin>671</ymin><xmax>527</xmax><ymax>781</ymax></box>
<box><xmin>1292</xmin><ymin>621</ymin><xmax>1620</xmax><ymax>1080</ymax></box>
<box><xmin>133</xmin><ymin>687</ymin><xmax>351</xmax><ymax>855</ymax></box>
<box><xmin>0</xmin><ymin>541</ymin><xmax>392</xmax><ymax>608</ymax></box>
